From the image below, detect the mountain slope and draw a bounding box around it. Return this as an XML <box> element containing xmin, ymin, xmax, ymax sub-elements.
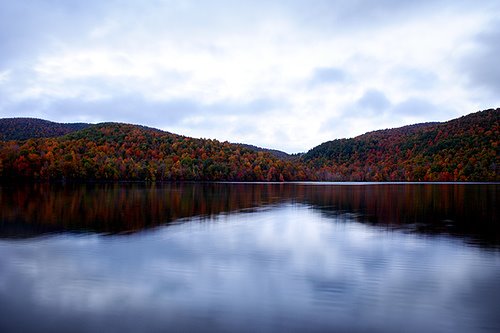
<box><xmin>236</xmin><ymin>143</ymin><xmax>292</xmax><ymax>160</ymax></box>
<box><xmin>303</xmin><ymin>108</ymin><xmax>499</xmax><ymax>181</ymax></box>
<box><xmin>0</xmin><ymin>108</ymin><xmax>498</xmax><ymax>182</ymax></box>
<box><xmin>0</xmin><ymin>118</ymin><xmax>90</xmax><ymax>141</ymax></box>
<box><xmin>0</xmin><ymin>122</ymin><xmax>306</xmax><ymax>181</ymax></box>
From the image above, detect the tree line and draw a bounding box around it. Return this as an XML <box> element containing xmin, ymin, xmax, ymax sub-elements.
<box><xmin>0</xmin><ymin>109</ymin><xmax>498</xmax><ymax>182</ymax></box>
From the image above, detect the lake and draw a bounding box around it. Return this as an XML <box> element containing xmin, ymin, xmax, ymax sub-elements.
<box><xmin>0</xmin><ymin>182</ymin><xmax>499</xmax><ymax>332</ymax></box>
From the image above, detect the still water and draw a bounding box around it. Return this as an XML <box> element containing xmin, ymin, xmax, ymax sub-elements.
<box><xmin>0</xmin><ymin>183</ymin><xmax>498</xmax><ymax>332</ymax></box>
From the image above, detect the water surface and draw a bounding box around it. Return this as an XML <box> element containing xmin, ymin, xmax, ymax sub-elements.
<box><xmin>0</xmin><ymin>183</ymin><xmax>498</xmax><ymax>332</ymax></box>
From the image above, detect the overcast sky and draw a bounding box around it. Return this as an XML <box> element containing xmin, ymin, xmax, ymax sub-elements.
<box><xmin>0</xmin><ymin>0</ymin><xmax>499</xmax><ymax>152</ymax></box>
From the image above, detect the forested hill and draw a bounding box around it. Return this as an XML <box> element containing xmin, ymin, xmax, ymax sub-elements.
<box><xmin>303</xmin><ymin>108</ymin><xmax>499</xmax><ymax>181</ymax></box>
<box><xmin>237</xmin><ymin>143</ymin><xmax>291</xmax><ymax>160</ymax></box>
<box><xmin>0</xmin><ymin>118</ymin><xmax>90</xmax><ymax>141</ymax></box>
<box><xmin>0</xmin><ymin>108</ymin><xmax>498</xmax><ymax>181</ymax></box>
<box><xmin>0</xmin><ymin>122</ymin><xmax>307</xmax><ymax>181</ymax></box>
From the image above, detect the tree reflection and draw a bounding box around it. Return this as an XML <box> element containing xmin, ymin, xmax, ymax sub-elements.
<box><xmin>0</xmin><ymin>182</ymin><xmax>497</xmax><ymax>246</ymax></box>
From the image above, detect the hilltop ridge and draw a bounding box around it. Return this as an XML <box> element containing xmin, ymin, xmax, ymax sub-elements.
<box><xmin>0</xmin><ymin>118</ymin><xmax>91</xmax><ymax>141</ymax></box>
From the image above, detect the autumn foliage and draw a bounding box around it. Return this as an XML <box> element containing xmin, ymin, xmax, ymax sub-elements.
<box><xmin>0</xmin><ymin>123</ymin><xmax>306</xmax><ymax>181</ymax></box>
<box><xmin>0</xmin><ymin>109</ymin><xmax>498</xmax><ymax>182</ymax></box>
<box><xmin>303</xmin><ymin>108</ymin><xmax>499</xmax><ymax>181</ymax></box>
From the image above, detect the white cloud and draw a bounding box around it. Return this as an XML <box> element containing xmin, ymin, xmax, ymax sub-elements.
<box><xmin>0</xmin><ymin>0</ymin><xmax>499</xmax><ymax>152</ymax></box>
<box><xmin>0</xmin><ymin>70</ymin><xmax>10</xmax><ymax>84</ymax></box>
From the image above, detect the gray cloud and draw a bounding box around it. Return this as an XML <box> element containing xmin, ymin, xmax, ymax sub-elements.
<box><xmin>0</xmin><ymin>0</ymin><xmax>108</xmax><ymax>66</ymax></box>
<box><xmin>283</xmin><ymin>0</ymin><xmax>497</xmax><ymax>33</ymax></box>
<box><xmin>309</xmin><ymin>67</ymin><xmax>347</xmax><ymax>86</ymax></box>
<box><xmin>357</xmin><ymin>89</ymin><xmax>391</xmax><ymax>113</ymax></box>
<box><xmin>393</xmin><ymin>68</ymin><xmax>439</xmax><ymax>90</ymax></box>
<box><xmin>460</xmin><ymin>20</ymin><xmax>500</xmax><ymax>96</ymax></box>
<box><xmin>46</xmin><ymin>96</ymin><xmax>198</xmax><ymax>125</ymax></box>
<box><xmin>392</xmin><ymin>97</ymin><xmax>440</xmax><ymax>118</ymax></box>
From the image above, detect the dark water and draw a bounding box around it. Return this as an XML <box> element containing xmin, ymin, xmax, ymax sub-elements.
<box><xmin>0</xmin><ymin>182</ymin><xmax>498</xmax><ymax>332</ymax></box>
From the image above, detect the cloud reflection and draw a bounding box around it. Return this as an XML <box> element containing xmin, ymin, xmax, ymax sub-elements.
<box><xmin>0</xmin><ymin>204</ymin><xmax>499</xmax><ymax>332</ymax></box>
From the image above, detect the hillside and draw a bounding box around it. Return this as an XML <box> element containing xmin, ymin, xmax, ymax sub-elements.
<box><xmin>0</xmin><ymin>108</ymin><xmax>498</xmax><ymax>182</ymax></box>
<box><xmin>236</xmin><ymin>143</ymin><xmax>292</xmax><ymax>160</ymax></box>
<box><xmin>0</xmin><ymin>122</ymin><xmax>307</xmax><ymax>181</ymax></box>
<box><xmin>0</xmin><ymin>118</ymin><xmax>90</xmax><ymax>141</ymax></box>
<box><xmin>303</xmin><ymin>108</ymin><xmax>499</xmax><ymax>181</ymax></box>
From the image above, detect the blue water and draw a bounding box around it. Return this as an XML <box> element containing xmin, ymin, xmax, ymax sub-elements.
<box><xmin>0</xmin><ymin>183</ymin><xmax>498</xmax><ymax>332</ymax></box>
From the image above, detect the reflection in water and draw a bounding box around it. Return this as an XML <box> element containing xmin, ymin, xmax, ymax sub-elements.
<box><xmin>0</xmin><ymin>183</ymin><xmax>498</xmax><ymax>246</ymax></box>
<box><xmin>0</xmin><ymin>203</ymin><xmax>499</xmax><ymax>333</ymax></box>
<box><xmin>0</xmin><ymin>183</ymin><xmax>499</xmax><ymax>332</ymax></box>
<box><xmin>0</xmin><ymin>183</ymin><xmax>288</xmax><ymax>235</ymax></box>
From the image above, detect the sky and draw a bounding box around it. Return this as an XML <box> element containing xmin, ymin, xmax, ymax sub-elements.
<box><xmin>0</xmin><ymin>0</ymin><xmax>499</xmax><ymax>153</ymax></box>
